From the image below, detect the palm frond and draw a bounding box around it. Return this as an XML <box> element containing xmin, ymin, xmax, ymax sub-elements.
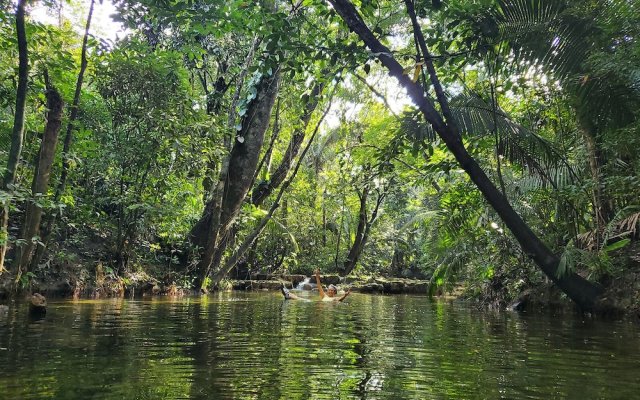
<box><xmin>603</xmin><ymin>208</ymin><xmax>640</xmax><ymax>244</ymax></box>
<box><xmin>573</xmin><ymin>74</ymin><xmax>640</xmax><ymax>132</ymax></box>
<box><xmin>400</xmin><ymin>91</ymin><xmax>576</xmax><ymax>187</ymax></box>
<box><xmin>428</xmin><ymin>245</ymin><xmax>474</xmax><ymax>296</ymax></box>
<box><xmin>576</xmin><ymin>208</ymin><xmax>640</xmax><ymax>251</ymax></box>
<box><xmin>398</xmin><ymin>110</ymin><xmax>436</xmax><ymax>143</ymax></box>
<box><xmin>515</xmin><ymin>164</ymin><xmax>576</xmax><ymax>192</ymax></box>
<box><xmin>496</xmin><ymin>0</ymin><xmax>640</xmax><ymax>130</ymax></box>
<box><xmin>266</xmin><ymin>216</ymin><xmax>300</xmax><ymax>253</ymax></box>
<box><xmin>397</xmin><ymin>209</ymin><xmax>441</xmax><ymax>232</ymax></box>
<box><xmin>496</xmin><ymin>0</ymin><xmax>588</xmax><ymax>78</ymax></box>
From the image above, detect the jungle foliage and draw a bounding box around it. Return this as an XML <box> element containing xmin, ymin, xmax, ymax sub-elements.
<box><xmin>0</xmin><ymin>0</ymin><xmax>639</xmax><ymax>309</ymax></box>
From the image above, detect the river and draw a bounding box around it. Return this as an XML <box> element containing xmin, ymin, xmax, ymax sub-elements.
<box><xmin>1</xmin><ymin>292</ymin><xmax>638</xmax><ymax>399</ymax></box>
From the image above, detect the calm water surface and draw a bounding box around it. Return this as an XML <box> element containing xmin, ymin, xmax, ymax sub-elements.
<box><xmin>0</xmin><ymin>292</ymin><xmax>639</xmax><ymax>399</ymax></box>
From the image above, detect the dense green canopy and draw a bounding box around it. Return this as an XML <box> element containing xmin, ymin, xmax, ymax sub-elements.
<box><xmin>0</xmin><ymin>0</ymin><xmax>639</xmax><ymax>309</ymax></box>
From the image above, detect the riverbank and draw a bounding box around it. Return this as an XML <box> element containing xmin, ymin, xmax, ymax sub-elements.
<box><xmin>1</xmin><ymin>260</ymin><xmax>638</xmax><ymax>320</ymax></box>
<box><xmin>0</xmin><ymin>270</ymin><xmax>433</xmax><ymax>299</ymax></box>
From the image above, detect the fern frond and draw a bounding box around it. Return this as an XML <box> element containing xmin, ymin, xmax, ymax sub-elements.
<box><xmin>497</xmin><ymin>0</ymin><xmax>587</xmax><ymax>78</ymax></box>
<box><xmin>453</xmin><ymin>92</ymin><xmax>575</xmax><ymax>186</ymax></box>
<box><xmin>398</xmin><ymin>110</ymin><xmax>436</xmax><ymax>143</ymax></box>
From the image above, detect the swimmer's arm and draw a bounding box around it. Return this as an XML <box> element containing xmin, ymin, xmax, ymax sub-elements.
<box><xmin>338</xmin><ymin>288</ymin><xmax>351</xmax><ymax>302</ymax></box>
<box><xmin>315</xmin><ymin>269</ymin><xmax>326</xmax><ymax>298</ymax></box>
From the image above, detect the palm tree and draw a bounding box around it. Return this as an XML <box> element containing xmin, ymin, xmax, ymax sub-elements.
<box><xmin>327</xmin><ymin>0</ymin><xmax>604</xmax><ymax>309</ymax></box>
<box><xmin>462</xmin><ymin>0</ymin><xmax>640</xmax><ymax>246</ymax></box>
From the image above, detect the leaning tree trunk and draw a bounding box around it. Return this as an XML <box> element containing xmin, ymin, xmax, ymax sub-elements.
<box><xmin>326</xmin><ymin>0</ymin><xmax>602</xmax><ymax>310</ymax></box>
<box><xmin>0</xmin><ymin>0</ymin><xmax>29</xmax><ymax>274</ymax></box>
<box><xmin>241</xmin><ymin>79</ymin><xmax>327</xmax><ymax>268</ymax></box>
<box><xmin>342</xmin><ymin>186</ymin><xmax>368</xmax><ymax>275</ymax></box>
<box><xmin>189</xmin><ymin>37</ymin><xmax>259</xmax><ymax>251</ymax></box>
<box><xmin>251</xmin><ymin>79</ymin><xmax>326</xmax><ymax>206</ymax></box>
<box><xmin>53</xmin><ymin>0</ymin><xmax>94</xmax><ymax>202</ymax></box>
<box><xmin>341</xmin><ymin>185</ymin><xmax>384</xmax><ymax>275</ymax></box>
<box><xmin>13</xmin><ymin>88</ymin><xmax>64</xmax><ymax>284</ymax></box>
<box><xmin>30</xmin><ymin>0</ymin><xmax>95</xmax><ymax>271</ymax></box>
<box><xmin>210</xmin><ymin>93</ymin><xmax>332</xmax><ymax>286</ymax></box>
<box><xmin>253</xmin><ymin>97</ymin><xmax>281</xmax><ymax>185</ymax></box>
<box><xmin>192</xmin><ymin>69</ymin><xmax>280</xmax><ymax>291</ymax></box>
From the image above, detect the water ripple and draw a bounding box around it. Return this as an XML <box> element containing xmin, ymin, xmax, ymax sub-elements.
<box><xmin>0</xmin><ymin>294</ymin><xmax>639</xmax><ymax>399</ymax></box>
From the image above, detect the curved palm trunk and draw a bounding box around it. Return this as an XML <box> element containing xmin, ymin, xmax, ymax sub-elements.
<box><xmin>0</xmin><ymin>0</ymin><xmax>29</xmax><ymax>274</ymax></box>
<box><xmin>327</xmin><ymin>0</ymin><xmax>602</xmax><ymax>310</ymax></box>
<box><xmin>13</xmin><ymin>88</ymin><xmax>64</xmax><ymax>284</ymax></box>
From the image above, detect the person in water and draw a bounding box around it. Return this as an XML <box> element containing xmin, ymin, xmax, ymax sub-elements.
<box><xmin>282</xmin><ymin>269</ymin><xmax>351</xmax><ymax>302</ymax></box>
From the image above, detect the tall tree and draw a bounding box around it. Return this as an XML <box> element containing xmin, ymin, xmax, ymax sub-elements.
<box><xmin>190</xmin><ymin>68</ymin><xmax>281</xmax><ymax>292</ymax></box>
<box><xmin>251</xmin><ymin>78</ymin><xmax>327</xmax><ymax>206</ymax></box>
<box><xmin>211</xmin><ymin>90</ymin><xmax>334</xmax><ymax>285</ymax></box>
<box><xmin>324</xmin><ymin>0</ymin><xmax>602</xmax><ymax>309</ymax></box>
<box><xmin>0</xmin><ymin>0</ymin><xmax>28</xmax><ymax>274</ymax></box>
<box><xmin>13</xmin><ymin>86</ymin><xmax>64</xmax><ymax>284</ymax></box>
<box><xmin>341</xmin><ymin>183</ymin><xmax>386</xmax><ymax>275</ymax></box>
<box><xmin>31</xmin><ymin>0</ymin><xmax>96</xmax><ymax>270</ymax></box>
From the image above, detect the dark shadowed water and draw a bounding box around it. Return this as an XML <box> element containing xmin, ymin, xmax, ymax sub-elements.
<box><xmin>0</xmin><ymin>292</ymin><xmax>639</xmax><ymax>399</ymax></box>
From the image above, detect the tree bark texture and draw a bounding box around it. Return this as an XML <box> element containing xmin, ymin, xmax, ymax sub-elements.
<box><xmin>193</xmin><ymin>70</ymin><xmax>281</xmax><ymax>291</ymax></box>
<box><xmin>251</xmin><ymin>80</ymin><xmax>325</xmax><ymax>206</ymax></box>
<box><xmin>31</xmin><ymin>0</ymin><xmax>95</xmax><ymax>271</ymax></box>
<box><xmin>0</xmin><ymin>0</ymin><xmax>29</xmax><ymax>274</ymax></box>
<box><xmin>326</xmin><ymin>0</ymin><xmax>602</xmax><ymax>310</ymax></box>
<box><xmin>13</xmin><ymin>88</ymin><xmax>64</xmax><ymax>282</ymax></box>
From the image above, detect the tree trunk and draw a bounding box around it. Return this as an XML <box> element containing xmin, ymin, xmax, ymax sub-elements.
<box><xmin>210</xmin><ymin>93</ymin><xmax>331</xmax><ymax>285</ymax></box>
<box><xmin>254</xmin><ymin>97</ymin><xmax>281</xmax><ymax>185</ymax></box>
<box><xmin>322</xmin><ymin>192</ymin><xmax>327</xmax><ymax>246</ymax></box>
<box><xmin>342</xmin><ymin>186</ymin><xmax>368</xmax><ymax>275</ymax></box>
<box><xmin>578</xmin><ymin>113</ymin><xmax>611</xmax><ymax>249</ymax></box>
<box><xmin>251</xmin><ymin>80</ymin><xmax>326</xmax><ymax>206</ymax></box>
<box><xmin>0</xmin><ymin>0</ymin><xmax>29</xmax><ymax>274</ymax></box>
<box><xmin>327</xmin><ymin>0</ymin><xmax>602</xmax><ymax>310</ymax></box>
<box><xmin>189</xmin><ymin>37</ymin><xmax>259</xmax><ymax>281</ymax></box>
<box><xmin>54</xmin><ymin>0</ymin><xmax>94</xmax><ymax>202</ymax></box>
<box><xmin>13</xmin><ymin>88</ymin><xmax>64</xmax><ymax>283</ymax></box>
<box><xmin>341</xmin><ymin>185</ymin><xmax>384</xmax><ymax>275</ymax></box>
<box><xmin>30</xmin><ymin>0</ymin><xmax>95</xmax><ymax>271</ymax></box>
<box><xmin>193</xmin><ymin>69</ymin><xmax>280</xmax><ymax>291</ymax></box>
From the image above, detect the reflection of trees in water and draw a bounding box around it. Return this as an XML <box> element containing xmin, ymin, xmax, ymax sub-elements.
<box><xmin>3</xmin><ymin>295</ymin><xmax>640</xmax><ymax>399</ymax></box>
<box><xmin>187</xmin><ymin>292</ymin><xmax>287</xmax><ymax>398</ymax></box>
<box><xmin>187</xmin><ymin>298</ymin><xmax>214</xmax><ymax>400</ymax></box>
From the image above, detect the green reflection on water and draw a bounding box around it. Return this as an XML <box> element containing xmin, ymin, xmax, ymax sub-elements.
<box><xmin>1</xmin><ymin>292</ymin><xmax>639</xmax><ymax>399</ymax></box>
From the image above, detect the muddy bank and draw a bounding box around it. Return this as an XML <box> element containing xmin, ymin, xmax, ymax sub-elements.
<box><xmin>1</xmin><ymin>269</ymin><xmax>637</xmax><ymax>321</ymax></box>
<box><xmin>0</xmin><ymin>270</ymin><xmax>190</xmax><ymax>300</ymax></box>
<box><xmin>232</xmin><ymin>274</ymin><xmax>430</xmax><ymax>294</ymax></box>
<box><xmin>0</xmin><ymin>271</ymin><xmax>431</xmax><ymax>299</ymax></box>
